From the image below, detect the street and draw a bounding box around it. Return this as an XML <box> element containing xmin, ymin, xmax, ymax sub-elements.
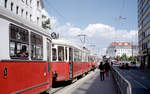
<box><xmin>113</xmin><ymin>66</ymin><xmax>150</xmax><ymax>94</ymax></box>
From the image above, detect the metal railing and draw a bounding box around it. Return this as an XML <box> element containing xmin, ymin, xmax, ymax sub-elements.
<box><xmin>111</xmin><ymin>66</ymin><xmax>132</xmax><ymax>94</ymax></box>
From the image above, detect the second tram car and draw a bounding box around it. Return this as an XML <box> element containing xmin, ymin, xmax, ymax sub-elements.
<box><xmin>51</xmin><ymin>39</ymin><xmax>97</xmax><ymax>83</ymax></box>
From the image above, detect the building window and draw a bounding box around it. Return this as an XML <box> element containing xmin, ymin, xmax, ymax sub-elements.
<box><xmin>9</xmin><ymin>24</ymin><xmax>29</xmax><ymax>59</ymax></box>
<box><xmin>22</xmin><ymin>0</ymin><xmax>25</xmax><ymax>3</ymax></box>
<box><xmin>5</xmin><ymin>0</ymin><xmax>8</xmax><ymax>8</ymax></box>
<box><xmin>11</xmin><ymin>2</ymin><xmax>13</xmax><ymax>11</ymax></box>
<box><xmin>31</xmin><ymin>32</ymin><xmax>43</xmax><ymax>60</ymax></box>
<box><xmin>30</xmin><ymin>14</ymin><xmax>32</xmax><ymax>21</ymax></box>
<box><xmin>26</xmin><ymin>0</ymin><xmax>28</xmax><ymax>5</ymax></box>
<box><xmin>37</xmin><ymin>1</ymin><xmax>39</xmax><ymax>8</ymax></box>
<box><xmin>21</xmin><ymin>9</ymin><xmax>24</xmax><ymax>16</ymax></box>
<box><xmin>16</xmin><ymin>6</ymin><xmax>19</xmax><ymax>14</ymax></box>
<box><xmin>37</xmin><ymin>17</ymin><xmax>39</xmax><ymax>24</ymax></box>
<box><xmin>26</xmin><ymin>12</ymin><xmax>28</xmax><ymax>19</ymax></box>
<box><xmin>30</xmin><ymin>0</ymin><xmax>32</xmax><ymax>6</ymax></box>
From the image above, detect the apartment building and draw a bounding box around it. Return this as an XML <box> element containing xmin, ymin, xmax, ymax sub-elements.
<box><xmin>0</xmin><ymin>0</ymin><xmax>50</xmax><ymax>27</ymax></box>
<box><xmin>138</xmin><ymin>0</ymin><xmax>150</xmax><ymax>67</ymax></box>
<box><xmin>106</xmin><ymin>42</ymin><xmax>138</xmax><ymax>58</ymax></box>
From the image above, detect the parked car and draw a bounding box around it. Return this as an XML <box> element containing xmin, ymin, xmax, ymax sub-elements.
<box><xmin>119</xmin><ymin>62</ymin><xmax>129</xmax><ymax>69</ymax></box>
<box><xmin>130</xmin><ymin>61</ymin><xmax>136</xmax><ymax>68</ymax></box>
<box><xmin>112</xmin><ymin>61</ymin><xmax>120</xmax><ymax>66</ymax></box>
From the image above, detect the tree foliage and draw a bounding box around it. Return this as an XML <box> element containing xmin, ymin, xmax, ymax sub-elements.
<box><xmin>114</xmin><ymin>54</ymin><xmax>139</xmax><ymax>62</ymax></box>
<box><xmin>42</xmin><ymin>18</ymin><xmax>51</xmax><ymax>29</ymax></box>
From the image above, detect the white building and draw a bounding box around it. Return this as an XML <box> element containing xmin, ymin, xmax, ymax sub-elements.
<box><xmin>106</xmin><ymin>42</ymin><xmax>139</xmax><ymax>58</ymax></box>
<box><xmin>0</xmin><ymin>0</ymin><xmax>49</xmax><ymax>28</ymax></box>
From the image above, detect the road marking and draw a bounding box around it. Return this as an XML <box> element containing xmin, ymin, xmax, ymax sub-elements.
<box><xmin>133</xmin><ymin>79</ymin><xmax>148</xmax><ymax>90</ymax></box>
<box><xmin>141</xmin><ymin>76</ymin><xmax>146</xmax><ymax>80</ymax></box>
<box><xmin>116</xmin><ymin>67</ymin><xmax>148</xmax><ymax>90</ymax></box>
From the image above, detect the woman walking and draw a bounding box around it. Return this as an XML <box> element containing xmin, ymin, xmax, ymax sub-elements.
<box><xmin>99</xmin><ymin>62</ymin><xmax>105</xmax><ymax>81</ymax></box>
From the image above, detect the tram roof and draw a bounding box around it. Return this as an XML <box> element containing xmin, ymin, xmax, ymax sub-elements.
<box><xmin>52</xmin><ymin>39</ymin><xmax>87</xmax><ymax>51</ymax></box>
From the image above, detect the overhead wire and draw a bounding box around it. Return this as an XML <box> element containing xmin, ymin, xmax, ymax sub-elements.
<box><xmin>120</xmin><ymin>0</ymin><xmax>126</xmax><ymax>17</ymax></box>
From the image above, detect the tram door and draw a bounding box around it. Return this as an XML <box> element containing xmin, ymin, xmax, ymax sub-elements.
<box><xmin>47</xmin><ymin>39</ymin><xmax>51</xmax><ymax>84</ymax></box>
<box><xmin>69</xmin><ymin>48</ymin><xmax>73</xmax><ymax>79</ymax></box>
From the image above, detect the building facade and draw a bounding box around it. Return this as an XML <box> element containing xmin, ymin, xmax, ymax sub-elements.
<box><xmin>138</xmin><ymin>0</ymin><xmax>150</xmax><ymax>68</ymax></box>
<box><xmin>0</xmin><ymin>0</ymin><xmax>50</xmax><ymax>28</ymax></box>
<box><xmin>106</xmin><ymin>42</ymin><xmax>139</xmax><ymax>58</ymax></box>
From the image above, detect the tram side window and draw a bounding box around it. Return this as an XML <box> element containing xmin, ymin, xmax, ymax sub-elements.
<box><xmin>52</xmin><ymin>48</ymin><xmax>57</xmax><ymax>61</ymax></box>
<box><xmin>79</xmin><ymin>51</ymin><xmax>82</xmax><ymax>62</ymax></box>
<box><xmin>74</xmin><ymin>49</ymin><xmax>79</xmax><ymax>62</ymax></box>
<box><xmin>88</xmin><ymin>56</ymin><xmax>90</xmax><ymax>62</ymax></box>
<box><xmin>85</xmin><ymin>54</ymin><xmax>88</xmax><ymax>62</ymax></box>
<box><xmin>65</xmin><ymin>47</ymin><xmax>68</xmax><ymax>61</ymax></box>
<box><xmin>82</xmin><ymin>52</ymin><xmax>85</xmax><ymax>62</ymax></box>
<box><xmin>10</xmin><ymin>24</ymin><xmax>29</xmax><ymax>59</ymax></box>
<box><xmin>88</xmin><ymin>56</ymin><xmax>92</xmax><ymax>62</ymax></box>
<box><xmin>69</xmin><ymin>48</ymin><xmax>73</xmax><ymax>62</ymax></box>
<box><xmin>31</xmin><ymin>32</ymin><xmax>43</xmax><ymax>60</ymax></box>
<box><xmin>58</xmin><ymin>46</ymin><xmax>64</xmax><ymax>61</ymax></box>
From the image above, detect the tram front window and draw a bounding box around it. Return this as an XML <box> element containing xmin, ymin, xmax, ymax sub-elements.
<box><xmin>58</xmin><ymin>46</ymin><xmax>64</xmax><ymax>61</ymax></box>
<box><xmin>69</xmin><ymin>48</ymin><xmax>73</xmax><ymax>62</ymax></box>
<box><xmin>52</xmin><ymin>48</ymin><xmax>57</xmax><ymax>61</ymax></box>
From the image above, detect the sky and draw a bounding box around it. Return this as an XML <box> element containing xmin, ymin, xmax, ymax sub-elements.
<box><xmin>43</xmin><ymin>0</ymin><xmax>138</xmax><ymax>56</ymax></box>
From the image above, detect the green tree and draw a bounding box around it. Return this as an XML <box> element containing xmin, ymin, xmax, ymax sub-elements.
<box><xmin>128</xmin><ymin>56</ymin><xmax>132</xmax><ymax>61</ymax></box>
<box><xmin>42</xmin><ymin>15</ymin><xmax>51</xmax><ymax>29</ymax></box>
<box><xmin>42</xmin><ymin>18</ymin><xmax>51</xmax><ymax>29</ymax></box>
<box><xmin>121</xmin><ymin>53</ymin><xmax>127</xmax><ymax>61</ymax></box>
<box><xmin>115</xmin><ymin>56</ymin><xmax>120</xmax><ymax>61</ymax></box>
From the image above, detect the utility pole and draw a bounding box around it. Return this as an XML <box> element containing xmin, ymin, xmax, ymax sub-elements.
<box><xmin>131</xmin><ymin>41</ymin><xmax>134</xmax><ymax>61</ymax></box>
<box><xmin>77</xmin><ymin>34</ymin><xmax>87</xmax><ymax>48</ymax></box>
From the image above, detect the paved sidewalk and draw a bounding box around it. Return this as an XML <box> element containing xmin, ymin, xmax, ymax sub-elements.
<box><xmin>67</xmin><ymin>70</ymin><xmax>117</xmax><ymax>94</ymax></box>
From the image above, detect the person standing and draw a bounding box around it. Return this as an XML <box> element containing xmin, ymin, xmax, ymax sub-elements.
<box><xmin>99</xmin><ymin>62</ymin><xmax>105</xmax><ymax>81</ymax></box>
<box><xmin>104</xmin><ymin>61</ymin><xmax>110</xmax><ymax>77</ymax></box>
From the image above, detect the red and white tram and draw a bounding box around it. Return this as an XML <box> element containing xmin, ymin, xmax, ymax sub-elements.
<box><xmin>0</xmin><ymin>5</ymin><xmax>98</xmax><ymax>94</ymax></box>
<box><xmin>88</xmin><ymin>54</ymin><xmax>98</xmax><ymax>71</ymax></box>
<box><xmin>51</xmin><ymin>39</ymin><xmax>93</xmax><ymax>82</ymax></box>
<box><xmin>0</xmin><ymin>7</ymin><xmax>52</xmax><ymax>94</ymax></box>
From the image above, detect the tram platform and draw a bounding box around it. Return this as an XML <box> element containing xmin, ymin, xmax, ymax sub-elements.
<box><xmin>54</xmin><ymin>69</ymin><xmax>117</xmax><ymax>94</ymax></box>
<box><xmin>70</xmin><ymin>70</ymin><xmax>117</xmax><ymax>94</ymax></box>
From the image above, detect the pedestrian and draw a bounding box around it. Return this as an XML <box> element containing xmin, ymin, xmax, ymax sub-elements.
<box><xmin>104</xmin><ymin>61</ymin><xmax>110</xmax><ymax>77</ymax></box>
<box><xmin>99</xmin><ymin>62</ymin><xmax>105</xmax><ymax>81</ymax></box>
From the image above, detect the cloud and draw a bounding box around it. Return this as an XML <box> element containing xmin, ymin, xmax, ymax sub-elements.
<box><xmin>51</xmin><ymin>21</ymin><xmax>138</xmax><ymax>56</ymax></box>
